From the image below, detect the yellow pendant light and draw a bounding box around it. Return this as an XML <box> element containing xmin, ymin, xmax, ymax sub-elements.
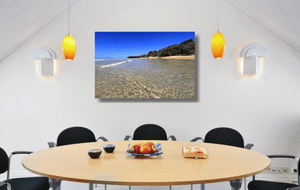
<box><xmin>212</xmin><ymin>32</ymin><xmax>225</xmax><ymax>59</ymax></box>
<box><xmin>62</xmin><ymin>35</ymin><xmax>76</xmax><ymax>61</ymax></box>
<box><xmin>211</xmin><ymin>0</ymin><xmax>225</xmax><ymax>59</ymax></box>
<box><xmin>62</xmin><ymin>0</ymin><xmax>76</xmax><ymax>61</ymax></box>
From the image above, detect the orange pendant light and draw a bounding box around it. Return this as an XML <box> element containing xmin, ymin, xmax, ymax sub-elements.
<box><xmin>62</xmin><ymin>35</ymin><xmax>76</xmax><ymax>61</ymax></box>
<box><xmin>211</xmin><ymin>32</ymin><xmax>225</xmax><ymax>59</ymax></box>
<box><xmin>62</xmin><ymin>0</ymin><xmax>76</xmax><ymax>61</ymax></box>
<box><xmin>211</xmin><ymin>0</ymin><xmax>225</xmax><ymax>59</ymax></box>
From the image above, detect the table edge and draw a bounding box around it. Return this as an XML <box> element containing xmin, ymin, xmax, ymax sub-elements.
<box><xmin>22</xmin><ymin>157</ymin><xmax>270</xmax><ymax>186</ymax></box>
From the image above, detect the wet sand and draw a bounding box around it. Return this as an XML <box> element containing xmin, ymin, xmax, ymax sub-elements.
<box><xmin>95</xmin><ymin>59</ymin><xmax>195</xmax><ymax>99</ymax></box>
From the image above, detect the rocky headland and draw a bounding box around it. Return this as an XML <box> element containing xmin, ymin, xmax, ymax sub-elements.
<box><xmin>127</xmin><ymin>38</ymin><xmax>195</xmax><ymax>59</ymax></box>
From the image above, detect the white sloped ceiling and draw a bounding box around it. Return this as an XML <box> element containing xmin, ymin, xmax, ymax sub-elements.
<box><xmin>0</xmin><ymin>0</ymin><xmax>299</xmax><ymax>62</ymax></box>
<box><xmin>0</xmin><ymin>0</ymin><xmax>76</xmax><ymax>62</ymax></box>
<box><xmin>229</xmin><ymin>0</ymin><xmax>300</xmax><ymax>53</ymax></box>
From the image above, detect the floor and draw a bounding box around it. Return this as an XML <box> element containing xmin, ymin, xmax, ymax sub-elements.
<box><xmin>62</xmin><ymin>181</ymin><xmax>241</xmax><ymax>190</ymax></box>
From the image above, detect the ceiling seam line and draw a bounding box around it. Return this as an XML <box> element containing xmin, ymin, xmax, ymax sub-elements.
<box><xmin>0</xmin><ymin>20</ymin><xmax>21</xmax><ymax>35</ymax></box>
<box><xmin>292</xmin><ymin>51</ymin><xmax>300</xmax><ymax>59</ymax></box>
<box><xmin>0</xmin><ymin>21</ymin><xmax>19</xmax><ymax>32</ymax></box>
<box><xmin>227</xmin><ymin>0</ymin><xmax>300</xmax><ymax>54</ymax></box>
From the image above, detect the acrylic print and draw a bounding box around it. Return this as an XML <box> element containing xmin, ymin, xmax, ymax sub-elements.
<box><xmin>95</xmin><ymin>32</ymin><xmax>195</xmax><ymax>99</ymax></box>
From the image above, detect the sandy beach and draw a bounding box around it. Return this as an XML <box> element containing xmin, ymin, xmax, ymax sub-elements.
<box><xmin>161</xmin><ymin>55</ymin><xmax>195</xmax><ymax>59</ymax></box>
<box><xmin>138</xmin><ymin>55</ymin><xmax>195</xmax><ymax>60</ymax></box>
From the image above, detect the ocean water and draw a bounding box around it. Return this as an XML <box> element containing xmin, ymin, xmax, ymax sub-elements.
<box><xmin>95</xmin><ymin>58</ymin><xmax>195</xmax><ymax>99</ymax></box>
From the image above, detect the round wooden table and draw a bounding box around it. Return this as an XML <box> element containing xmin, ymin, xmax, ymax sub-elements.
<box><xmin>22</xmin><ymin>141</ymin><xmax>270</xmax><ymax>190</ymax></box>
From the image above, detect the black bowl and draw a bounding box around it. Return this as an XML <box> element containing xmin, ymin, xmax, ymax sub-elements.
<box><xmin>103</xmin><ymin>144</ymin><xmax>115</xmax><ymax>153</ymax></box>
<box><xmin>88</xmin><ymin>149</ymin><xmax>102</xmax><ymax>158</ymax></box>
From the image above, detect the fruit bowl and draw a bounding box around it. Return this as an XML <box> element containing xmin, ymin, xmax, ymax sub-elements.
<box><xmin>125</xmin><ymin>143</ymin><xmax>162</xmax><ymax>157</ymax></box>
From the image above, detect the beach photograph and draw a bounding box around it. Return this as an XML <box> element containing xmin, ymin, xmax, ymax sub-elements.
<box><xmin>95</xmin><ymin>32</ymin><xmax>196</xmax><ymax>99</ymax></box>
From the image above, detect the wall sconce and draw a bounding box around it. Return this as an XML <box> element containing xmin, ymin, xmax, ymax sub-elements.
<box><xmin>31</xmin><ymin>46</ymin><xmax>58</xmax><ymax>78</ymax></box>
<box><xmin>238</xmin><ymin>42</ymin><xmax>269</xmax><ymax>76</ymax></box>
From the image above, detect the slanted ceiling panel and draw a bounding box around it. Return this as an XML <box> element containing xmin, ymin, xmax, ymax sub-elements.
<box><xmin>0</xmin><ymin>0</ymin><xmax>300</xmax><ymax>62</ymax></box>
<box><xmin>0</xmin><ymin>0</ymin><xmax>76</xmax><ymax>62</ymax></box>
<box><xmin>229</xmin><ymin>0</ymin><xmax>300</xmax><ymax>52</ymax></box>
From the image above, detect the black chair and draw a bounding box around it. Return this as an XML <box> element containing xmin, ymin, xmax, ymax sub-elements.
<box><xmin>191</xmin><ymin>127</ymin><xmax>254</xmax><ymax>190</ymax></box>
<box><xmin>0</xmin><ymin>147</ymin><xmax>49</xmax><ymax>190</ymax></box>
<box><xmin>248</xmin><ymin>155</ymin><xmax>300</xmax><ymax>190</ymax></box>
<box><xmin>48</xmin><ymin>126</ymin><xmax>108</xmax><ymax>190</ymax></box>
<box><xmin>48</xmin><ymin>126</ymin><xmax>108</xmax><ymax>148</ymax></box>
<box><xmin>124</xmin><ymin>124</ymin><xmax>176</xmax><ymax>141</ymax></box>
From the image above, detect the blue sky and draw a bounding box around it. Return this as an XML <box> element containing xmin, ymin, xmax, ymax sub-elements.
<box><xmin>95</xmin><ymin>32</ymin><xmax>195</xmax><ymax>59</ymax></box>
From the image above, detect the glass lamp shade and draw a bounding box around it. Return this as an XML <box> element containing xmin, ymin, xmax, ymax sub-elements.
<box><xmin>211</xmin><ymin>32</ymin><xmax>225</xmax><ymax>59</ymax></box>
<box><xmin>62</xmin><ymin>35</ymin><xmax>76</xmax><ymax>61</ymax></box>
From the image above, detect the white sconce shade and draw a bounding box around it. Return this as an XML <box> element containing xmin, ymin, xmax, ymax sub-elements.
<box><xmin>38</xmin><ymin>57</ymin><xmax>54</xmax><ymax>76</ymax></box>
<box><xmin>238</xmin><ymin>42</ymin><xmax>269</xmax><ymax>58</ymax></box>
<box><xmin>238</xmin><ymin>42</ymin><xmax>269</xmax><ymax>76</ymax></box>
<box><xmin>243</xmin><ymin>54</ymin><xmax>260</xmax><ymax>75</ymax></box>
<box><xmin>31</xmin><ymin>46</ymin><xmax>58</xmax><ymax>60</ymax></box>
<box><xmin>31</xmin><ymin>45</ymin><xmax>58</xmax><ymax>77</ymax></box>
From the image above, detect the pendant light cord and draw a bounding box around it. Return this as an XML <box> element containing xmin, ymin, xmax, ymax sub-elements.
<box><xmin>68</xmin><ymin>0</ymin><xmax>70</xmax><ymax>35</ymax></box>
<box><xmin>217</xmin><ymin>0</ymin><xmax>219</xmax><ymax>33</ymax></box>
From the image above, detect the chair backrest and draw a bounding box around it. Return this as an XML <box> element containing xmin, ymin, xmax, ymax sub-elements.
<box><xmin>0</xmin><ymin>147</ymin><xmax>8</xmax><ymax>174</ymax></box>
<box><xmin>57</xmin><ymin>126</ymin><xmax>96</xmax><ymax>146</ymax></box>
<box><xmin>133</xmin><ymin>124</ymin><xmax>168</xmax><ymax>140</ymax></box>
<box><xmin>204</xmin><ymin>127</ymin><xmax>244</xmax><ymax>148</ymax></box>
<box><xmin>298</xmin><ymin>160</ymin><xmax>300</xmax><ymax>176</ymax></box>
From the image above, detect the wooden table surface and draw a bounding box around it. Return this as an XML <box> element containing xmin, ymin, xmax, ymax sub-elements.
<box><xmin>22</xmin><ymin>141</ymin><xmax>270</xmax><ymax>186</ymax></box>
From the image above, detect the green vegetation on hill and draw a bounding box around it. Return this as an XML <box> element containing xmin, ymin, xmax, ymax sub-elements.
<box><xmin>127</xmin><ymin>39</ymin><xmax>195</xmax><ymax>58</ymax></box>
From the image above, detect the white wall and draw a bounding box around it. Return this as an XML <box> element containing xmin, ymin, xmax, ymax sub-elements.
<box><xmin>1</xmin><ymin>0</ymin><xmax>300</xmax><ymax>189</ymax></box>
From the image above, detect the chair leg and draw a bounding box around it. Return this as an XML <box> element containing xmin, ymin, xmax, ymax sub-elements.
<box><xmin>244</xmin><ymin>178</ymin><xmax>246</xmax><ymax>190</ymax></box>
<box><xmin>200</xmin><ymin>184</ymin><xmax>205</xmax><ymax>190</ymax></box>
<box><xmin>0</xmin><ymin>182</ymin><xmax>11</xmax><ymax>190</ymax></box>
<box><xmin>89</xmin><ymin>183</ymin><xmax>94</xmax><ymax>190</ymax></box>
<box><xmin>49</xmin><ymin>178</ymin><xmax>61</xmax><ymax>190</ymax></box>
